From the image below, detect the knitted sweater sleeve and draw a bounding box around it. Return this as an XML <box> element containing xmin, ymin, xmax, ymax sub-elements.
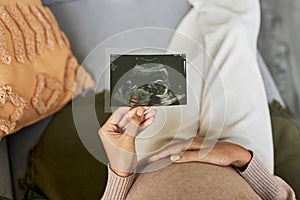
<box><xmin>238</xmin><ymin>154</ymin><xmax>296</xmax><ymax>200</ymax></box>
<box><xmin>101</xmin><ymin>154</ymin><xmax>295</xmax><ymax>200</ymax></box>
<box><xmin>101</xmin><ymin>165</ymin><xmax>135</xmax><ymax>200</ymax></box>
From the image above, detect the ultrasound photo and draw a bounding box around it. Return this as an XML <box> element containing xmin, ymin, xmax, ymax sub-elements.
<box><xmin>110</xmin><ymin>54</ymin><xmax>187</xmax><ymax>107</ymax></box>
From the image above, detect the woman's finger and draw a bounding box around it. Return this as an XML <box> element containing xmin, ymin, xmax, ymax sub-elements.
<box><xmin>139</xmin><ymin>109</ymin><xmax>157</xmax><ymax>130</ymax></box>
<box><xmin>148</xmin><ymin>141</ymin><xmax>189</xmax><ymax>162</ymax></box>
<box><xmin>148</xmin><ymin>137</ymin><xmax>204</xmax><ymax>162</ymax></box>
<box><xmin>188</xmin><ymin>137</ymin><xmax>204</xmax><ymax>150</ymax></box>
<box><xmin>118</xmin><ymin>107</ymin><xmax>150</xmax><ymax>129</ymax></box>
<box><xmin>144</xmin><ymin>109</ymin><xmax>157</xmax><ymax>121</ymax></box>
<box><xmin>123</xmin><ymin>107</ymin><xmax>145</xmax><ymax>137</ymax></box>
<box><xmin>117</xmin><ymin>110</ymin><xmax>133</xmax><ymax>129</ymax></box>
<box><xmin>170</xmin><ymin>151</ymin><xmax>202</xmax><ymax>163</ymax></box>
<box><xmin>140</xmin><ymin>116</ymin><xmax>155</xmax><ymax>130</ymax></box>
<box><xmin>171</xmin><ymin>149</ymin><xmax>232</xmax><ymax>167</ymax></box>
<box><xmin>100</xmin><ymin>107</ymin><xmax>130</xmax><ymax>135</ymax></box>
<box><xmin>110</xmin><ymin>107</ymin><xmax>131</xmax><ymax>125</ymax></box>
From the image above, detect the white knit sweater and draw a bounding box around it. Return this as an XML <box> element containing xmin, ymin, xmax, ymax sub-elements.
<box><xmin>136</xmin><ymin>0</ymin><xmax>274</xmax><ymax>173</ymax></box>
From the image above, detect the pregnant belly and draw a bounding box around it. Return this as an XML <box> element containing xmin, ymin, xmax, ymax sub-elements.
<box><xmin>127</xmin><ymin>160</ymin><xmax>260</xmax><ymax>200</ymax></box>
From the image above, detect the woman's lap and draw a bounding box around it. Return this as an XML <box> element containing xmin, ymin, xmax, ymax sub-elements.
<box><xmin>127</xmin><ymin>161</ymin><xmax>261</xmax><ymax>200</ymax></box>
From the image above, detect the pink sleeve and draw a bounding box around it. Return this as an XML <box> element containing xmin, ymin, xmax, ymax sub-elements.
<box><xmin>101</xmin><ymin>165</ymin><xmax>135</xmax><ymax>200</ymax></box>
<box><xmin>239</xmin><ymin>154</ymin><xmax>296</xmax><ymax>200</ymax></box>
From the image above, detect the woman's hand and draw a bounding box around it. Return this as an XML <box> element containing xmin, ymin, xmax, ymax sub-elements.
<box><xmin>149</xmin><ymin>137</ymin><xmax>252</xmax><ymax>171</ymax></box>
<box><xmin>99</xmin><ymin>106</ymin><xmax>156</xmax><ymax>177</ymax></box>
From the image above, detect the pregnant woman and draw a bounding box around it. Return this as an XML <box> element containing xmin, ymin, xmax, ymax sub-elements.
<box><xmin>99</xmin><ymin>0</ymin><xmax>296</xmax><ymax>199</ymax></box>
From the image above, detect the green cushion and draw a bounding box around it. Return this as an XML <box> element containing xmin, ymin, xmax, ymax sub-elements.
<box><xmin>270</xmin><ymin>101</ymin><xmax>300</xmax><ymax>198</ymax></box>
<box><xmin>25</xmin><ymin>188</ymin><xmax>47</xmax><ymax>200</ymax></box>
<box><xmin>22</xmin><ymin>98</ymin><xmax>300</xmax><ymax>199</ymax></box>
<box><xmin>0</xmin><ymin>196</ymin><xmax>12</xmax><ymax>200</ymax></box>
<box><xmin>22</xmin><ymin>91</ymin><xmax>111</xmax><ymax>200</ymax></box>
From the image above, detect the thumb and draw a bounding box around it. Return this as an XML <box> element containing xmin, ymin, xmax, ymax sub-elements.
<box><xmin>136</xmin><ymin>107</ymin><xmax>145</xmax><ymax>118</ymax></box>
<box><xmin>131</xmin><ymin>107</ymin><xmax>145</xmax><ymax>123</ymax></box>
<box><xmin>124</xmin><ymin>107</ymin><xmax>145</xmax><ymax>137</ymax></box>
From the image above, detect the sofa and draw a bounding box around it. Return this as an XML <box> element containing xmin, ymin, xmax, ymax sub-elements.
<box><xmin>0</xmin><ymin>0</ymin><xmax>297</xmax><ymax>199</ymax></box>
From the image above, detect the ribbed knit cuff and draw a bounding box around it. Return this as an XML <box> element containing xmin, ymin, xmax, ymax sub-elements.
<box><xmin>101</xmin><ymin>165</ymin><xmax>136</xmax><ymax>200</ymax></box>
<box><xmin>238</xmin><ymin>154</ymin><xmax>279</xmax><ymax>200</ymax></box>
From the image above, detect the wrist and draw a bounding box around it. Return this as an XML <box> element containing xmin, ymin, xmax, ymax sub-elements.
<box><xmin>111</xmin><ymin>167</ymin><xmax>134</xmax><ymax>177</ymax></box>
<box><xmin>109</xmin><ymin>157</ymin><xmax>137</xmax><ymax>177</ymax></box>
<box><xmin>231</xmin><ymin>146</ymin><xmax>253</xmax><ymax>171</ymax></box>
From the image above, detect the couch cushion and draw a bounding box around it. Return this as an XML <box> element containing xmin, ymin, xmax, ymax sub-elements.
<box><xmin>0</xmin><ymin>138</ymin><xmax>13</xmax><ymax>199</ymax></box>
<box><xmin>0</xmin><ymin>0</ymin><xmax>94</xmax><ymax>139</ymax></box>
<box><xmin>270</xmin><ymin>101</ymin><xmax>300</xmax><ymax>198</ymax></box>
<box><xmin>7</xmin><ymin>116</ymin><xmax>52</xmax><ymax>200</ymax></box>
<box><xmin>42</xmin><ymin>0</ymin><xmax>77</xmax><ymax>6</ymax></box>
<box><xmin>257</xmin><ymin>52</ymin><xmax>284</xmax><ymax>106</ymax></box>
<box><xmin>258</xmin><ymin>0</ymin><xmax>300</xmax><ymax>126</ymax></box>
<box><xmin>48</xmin><ymin>0</ymin><xmax>191</xmax><ymax>68</ymax></box>
<box><xmin>22</xmin><ymin>91</ymin><xmax>110</xmax><ymax>200</ymax></box>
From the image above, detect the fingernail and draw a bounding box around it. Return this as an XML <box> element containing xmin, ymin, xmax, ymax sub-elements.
<box><xmin>136</xmin><ymin>108</ymin><xmax>144</xmax><ymax>117</ymax></box>
<box><xmin>170</xmin><ymin>155</ymin><xmax>180</xmax><ymax>162</ymax></box>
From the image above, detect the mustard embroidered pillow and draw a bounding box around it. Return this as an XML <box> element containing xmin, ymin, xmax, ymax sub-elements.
<box><xmin>0</xmin><ymin>0</ymin><xmax>95</xmax><ymax>139</ymax></box>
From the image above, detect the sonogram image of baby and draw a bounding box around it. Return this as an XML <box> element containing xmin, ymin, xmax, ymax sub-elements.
<box><xmin>110</xmin><ymin>54</ymin><xmax>186</xmax><ymax>107</ymax></box>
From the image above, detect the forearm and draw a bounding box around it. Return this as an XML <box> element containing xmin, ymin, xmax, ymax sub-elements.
<box><xmin>238</xmin><ymin>154</ymin><xmax>295</xmax><ymax>200</ymax></box>
<box><xmin>101</xmin><ymin>165</ymin><xmax>136</xmax><ymax>200</ymax></box>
